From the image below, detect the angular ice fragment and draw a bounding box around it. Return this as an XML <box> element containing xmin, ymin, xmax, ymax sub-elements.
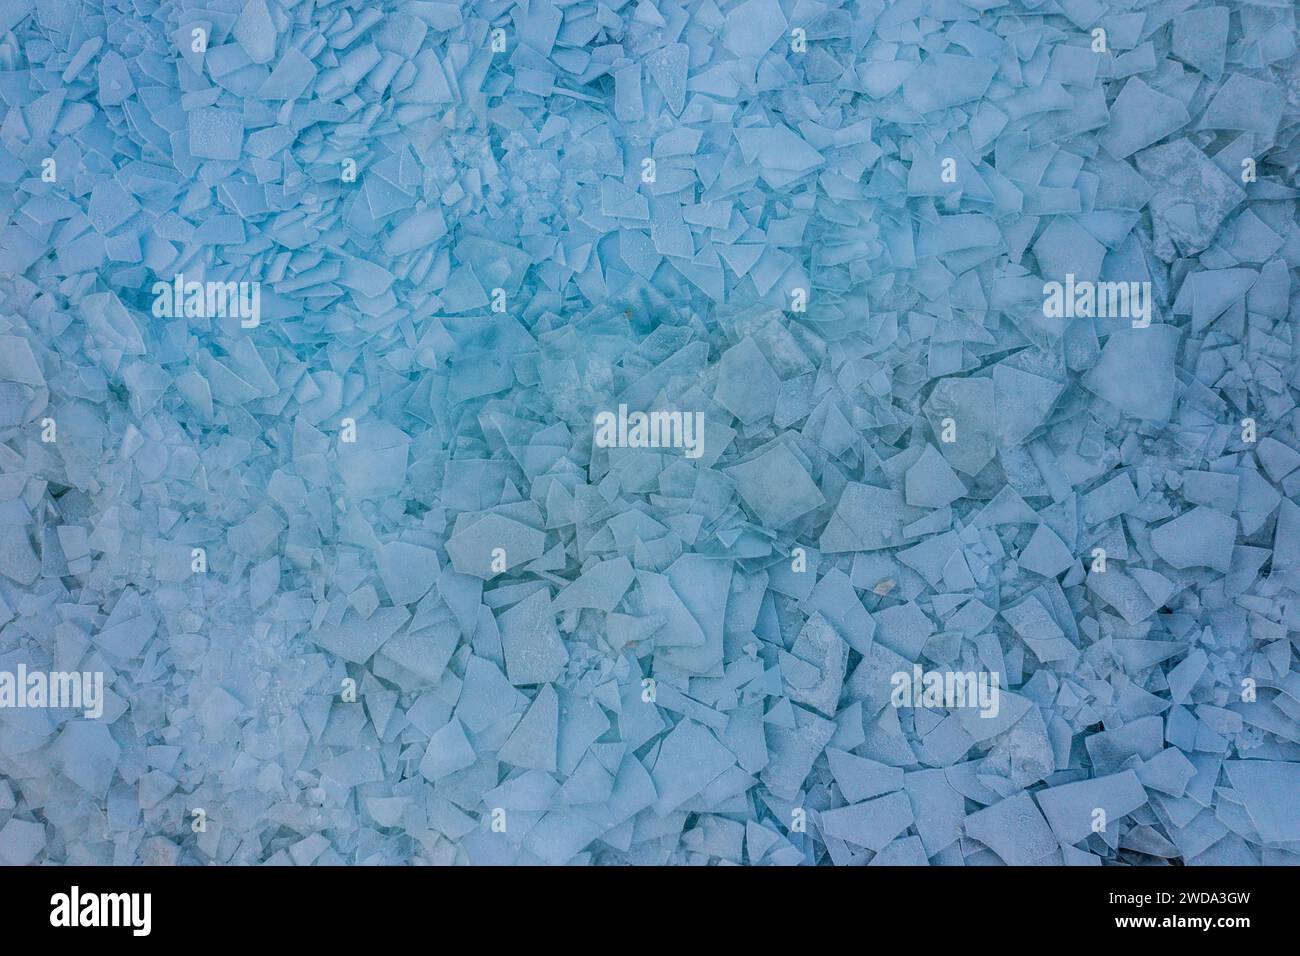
<box><xmin>1222</xmin><ymin>761</ymin><xmax>1300</xmax><ymax>843</ymax></box>
<box><xmin>820</xmin><ymin>483</ymin><xmax>923</xmax><ymax>553</ymax></box>
<box><xmin>827</xmin><ymin>749</ymin><xmax>904</xmax><ymax>803</ymax></box>
<box><xmin>819</xmin><ymin>791</ymin><xmax>913</xmax><ymax>851</ymax></box>
<box><xmin>923</xmin><ymin>378</ymin><xmax>997</xmax><ymax>475</ymax></box>
<box><xmin>903</xmin><ymin>54</ymin><xmax>996</xmax><ymax>113</ymax></box>
<box><xmin>723</xmin><ymin>0</ymin><xmax>786</xmax><ymax>59</ymax></box>
<box><xmin>733</xmin><ymin>127</ymin><xmax>824</xmax><ymax>189</ymax></box>
<box><xmin>726</xmin><ymin>444</ymin><xmax>824</xmax><ymax>528</ymax></box>
<box><xmin>904</xmin><ymin>445</ymin><xmax>966</xmax><ymax>508</ymax></box>
<box><xmin>1020</xmin><ymin>524</ymin><xmax>1074</xmax><ymax>578</ymax></box>
<box><xmin>1149</xmin><ymin>507</ymin><xmax>1236</xmax><ymax>573</ymax></box>
<box><xmin>1100</xmin><ymin>78</ymin><xmax>1190</xmax><ymax>159</ymax></box>
<box><xmin>0</xmin><ymin>818</ymin><xmax>44</xmax><ymax>865</ymax></box>
<box><xmin>781</xmin><ymin>613</ymin><xmax>848</xmax><ymax>717</ymax></box>
<box><xmin>1200</xmin><ymin>75</ymin><xmax>1283</xmax><ymax>136</ymax></box>
<box><xmin>234</xmin><ymin>0</ymin><xmax>276</xmax><ymax>64</ymax></box>
<box><xmin>188</xmin><ymin>107</ymin><xmax>244</xmax><ymax>161</ymax></box>
<box><xmin>1035</xmin><ymin>770</ymin><xmax>1147</xmax><ymax>844</ymax></box>
<box><xmin>552</xmin><ymin>557</ymin><xmax>634</xmax><ymax>613</ymax></box>
<box><xmin>965</xmin><ymin>792</ymin><xmax>1058</xmax><ymax>865</ymax></box>
<box><xmin>97</xmin><ymin>50</ymin><xmax>134</xmax><ymax>105</ymax></box>
<box><xmin>447</xmin><ymin>513</ymin><xmax>546</xmax><ymax>579</ymax></box>
<box><xmin>498</xmin><ymin>684</ymin><xmax>559</xmax><ymax>772</ymax></box>
<box><xmin>650</xmin><ymin>720</ymin><xmax>736</xmax><ymax>814</ymax></box>
<box><xmin>761</xmin><ymin>705</ymin><xmax>835</xmax><ymax>800</ymax></box>
<box><xmin>312</xmin><ymin>608</ymin><xmax>409</xmax><ymax>664</ymax></box>
<box><xmin>497</xmin><ymin>589</ymin><xmax>568</xmax><ymax>686</ymax></box>
<box><xmin>375</xmin><ymin>542</ymin><xmax>439</xmax><ymax>605</ymax></box>
<box><xmin>419</xmin><ymin>717</ymin><xmax>476</xmax><ymax>782</ymax></box>
<box><xmin>455</xmin><ymin>656</ymin><xmax>525</xmax><ymax>733</ymax></box>
<box><xmin>54</xmin><ymin>722</ymin><xmax>120</xmax><ymax>799</ymax></box>
<box><xmin>1172</xmin><ymin>7</ymin><xmax>1228</xmax><ymax>79</ymax></box>
<box><xmin>1083</xmin><ymin>326</ymin><xmax>1181</xmax><ymax>422</ymax></box>
<box><xmin>1136</xmin><ymin>141</ymin><xmax>1245</xmax><ymax>259</ymax></box>
<box><xmin>644</xmin><ymin>44</ymin><xmax>688</xmax><ymax>115</ymax></box>
<box><xmin>715</xmin><ymin>338</ymin><xmax>780</xmax><ymax>426</ymax></box>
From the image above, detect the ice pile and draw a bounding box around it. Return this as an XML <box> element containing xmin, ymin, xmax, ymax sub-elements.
<box><xmin>0</xmin><ymin>0</ymin><xmax>1297</xmax><ymax>864</ymax></box>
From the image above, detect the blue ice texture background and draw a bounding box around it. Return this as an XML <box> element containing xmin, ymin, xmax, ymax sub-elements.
<box><xmin>0</xmin><ymin>0</ymin><xmax>1298</xmax><ymax>865</ymax></box>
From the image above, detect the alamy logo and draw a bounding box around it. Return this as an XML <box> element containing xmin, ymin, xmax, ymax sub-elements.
<box><xmin>50</xmin><ymin>886</ymin><xmax>151</xmax><ymax>936</ymax></box>
<box><xmin>152</xmin><ymin>273</ymin><xmax>261</xmax><ymax>328</ymax></box>
<box><xmin>593</xmin><ymin>404</ymin><xmax>705</xmax><ymax>459</ymax></box>
<box><xmin>890</xmin><ymin>666</ymin><xmax>1001</xmax><ymax>718</ymax></box>
<box><xmin>0</xmin><ymin>665</ymin><xmax>103</xmax><ymax>718</ymax></box>
<box><xmin>1043</xmin><ymin>273</ymin><xmax>1151</xmax><ymax>328</ymax></box>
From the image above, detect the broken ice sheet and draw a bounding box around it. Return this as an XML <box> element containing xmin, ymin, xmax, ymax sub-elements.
<box><xmin>446</xmin><ymin>512</ymin><xmax>546</xmax><ymax>579</ymax></box>
<box><xmin>965</xmin><ymin>792</ymin><xmax>1059</xmax><ymax>866</ymax></box>
<box><xmin>1099</xmin><ymin>79</ymin><xmax>1190</xmax><ymax>159</ymax></box>
<box><xmin>780</xmin><ymin>612</ymin><xmax>848</xmax><ymax>717</ymax></box>
<box><xmin>1083</xmin><ymin>326</ymin><xmax>1181</xmax><ymax>422</ymax></box>
<box><xmin>551</xmin><ymin>556</ymin><xmax>634</xmax><ymax>613</ymax></box>
<box><xmin>725</xmin><ymin>443</ymin><xmax>824</xmax><ymax>528</ymax></box>
<box><xmin>374</xmin><ymin>541</ymin><xmax>438</xmax><ymax>605</ymax></box>
<box><xmin>1150</xmin><ymin>507</ymin><xmax>1236</xmax><ymax>572</ymax></box>
<box><xmin>821</xmin><ymin>483</ymin><xmax>924</xmax><ymax>553</ymax></box>
<box><xmin>497</xmin><ymin>589</ymin><xmax>568</xmax><ymax>686</ymax></box>
<box><xmin>1036</xmin><ymin>771</ymin><xmax>1149</xmax><ymax>845</ymax></box>
<box><xmin>819</xmin><ymin>791</ymin><xmax>914</xmax><ymax>852</ymax></box>
<box><xmin>3</xmin><ymin>0</ymin><xmax>1298</xmax><ymax>869</ymax></box>
<box><xmin>734</xmin><ymin>126</ymin><xmax>823</xmax><ymax>190</ymax></box>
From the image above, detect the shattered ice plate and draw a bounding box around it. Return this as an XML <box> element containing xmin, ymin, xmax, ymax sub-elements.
<box><xmin>0</xmin><ymin>0</ymin><xmax>1295</xmax><ymax>868</ymax></box>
